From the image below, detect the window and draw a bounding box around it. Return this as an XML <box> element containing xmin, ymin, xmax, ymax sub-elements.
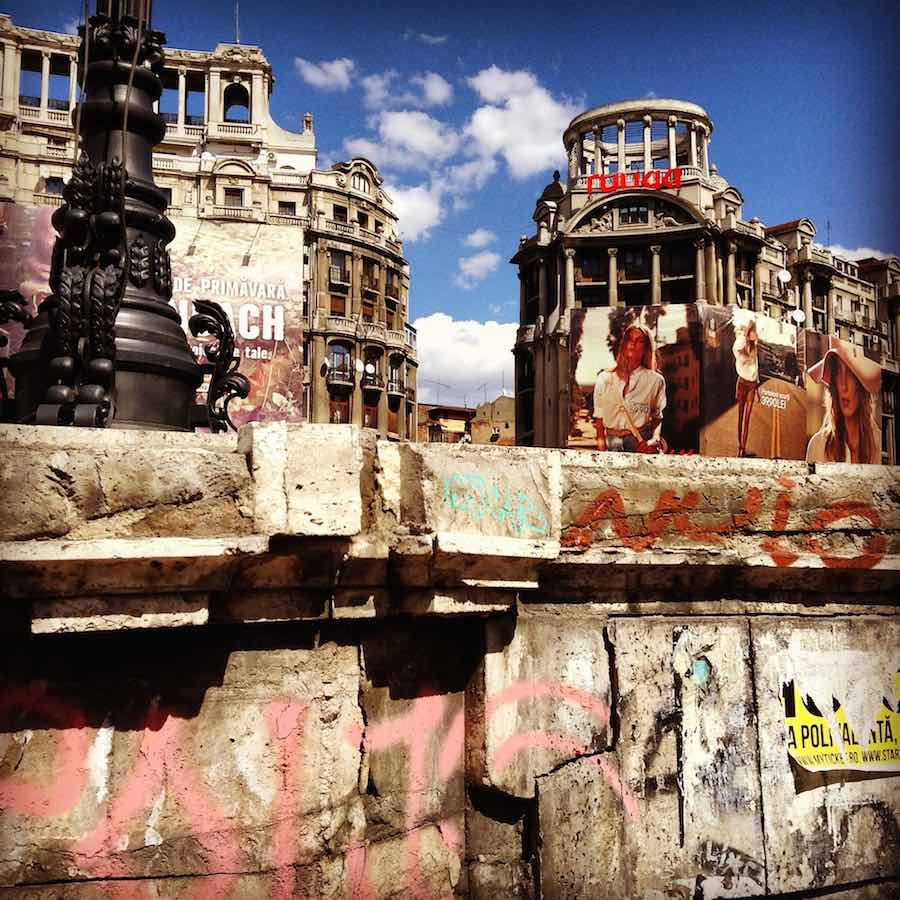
<box><xmin>45</xmin><ymin>176</ymin><xmax>65</xmax><ymax>195</ymax></box>
<box><xmin>357</xmin><ymin>211</ymin><xmax>369</xmax><ymax>229</ymax></box>
<box><xmin>361</xmin><ymin>299</ymin><xmax>374</xmax><ymax>322</ymax></box>
<box><xmin>223</xmin><ymin>82</ymin><xmax>250</xmax><ymax>123</ymax></box>
<box><xmin>330</xmin><ymin>294</ymin><xmax>346</xmax><ymax>316</ymax></box>
<box><xmin>278</xmin><ymin>200</ymin><xmax>296</xmax><ymax>216</ymax></box>
<box><xmin>159</xmin><ymin>187</ymin><xmax>173</xmax><ymax>205</ymax></box>
<box><xmin>333</xmin><ymin>204</ymin><xmax>348</xmax><ymax>223</ymax></box>
<box><xmin>620</xmin><ymin>205</ymin><xmax>648</xmax><ymax>225</ymax></box>
<box><xmin>351</xmin><ymin>172</ymin><xmax>370</xmax><ymax>194</ymax></box>
<box><xmin>328</xmin><ymin>343</ymin><xmax>353</xmax><ymax>378</ymax></box>
<box><xmin>374</xmin><ymin>220</ymin><xmax>384</xmax><ymax>234</ymax></box>
<box><xmin>223</xmin><ymin>187</ymin><xmax>243</xmax><ymax>207</ymax></box>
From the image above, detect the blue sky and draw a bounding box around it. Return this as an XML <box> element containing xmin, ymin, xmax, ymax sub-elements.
<box><xmin>6</xmin><ymin>0</ymin><xmax>900</xmax><ymax>404</ymax></box>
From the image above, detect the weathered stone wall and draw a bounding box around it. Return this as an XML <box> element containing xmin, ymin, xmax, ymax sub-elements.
<box><xmin>1</xmin><ymin>423</ymin><xmax>899</xmax><ymax>898</ymax></box>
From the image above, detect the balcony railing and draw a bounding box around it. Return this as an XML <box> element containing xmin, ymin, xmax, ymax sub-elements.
<box><xmin>185</xmin><ymin>124</ymin><xmax>205</xmax><ymax>137</ymax></box>
<box><xmin>737</xmin><ymin>269</ymin><xmax>753</xmax><ymax>285</ymax></box>
<box><xmin>326</xmin><ymin>366</ymin><xmax>355</xmax><ymax>388</ymax></box>
<box><xmin>211</xmin><ymin>122</ymin><xmax>258</xmax><ymax>137</ymax></box>
<box><xmin>386</xmin><ymin>329</ymin><xmax>405</xmax><ymax>348</ymax></box>
<box><xmin>326</xmin><ymin>316</ymin><xmax>356</xmax><ymax>336</ymax></box>
<box><xmin>268</xmin><ymin>213</ymin><xmax>306</xmax><ymax>227</ymax></box>
<box><xmin>326</xmin><ymin>218</ymin><xmax>355</xmax><ymax>237</ymax></box>
<box><xmin>387</xmin><ymin>378</ymin><xmax>405</xmax><ymax>396</ymax></box>
<box><xmin>271</xmin><ymin>171</ymin><xmax>306</xmax><ymax>186</ymax></box>
<box><xmin>385</xmin><ymin>282</ymin><xmax>399</xmax><ymax>301</ymax></box>
<box><xmin>33</xmin><ymin>192</ymin><xmax>64</xmax><ymax>206</ymax></box>
<box><xmin>361</xmin><ymin>274</ymin><xmax>380</xmax><ymax>294</ymax></box>
<box><xmin>207</xmin><ymin>204</ymin><xmax>258</xmax><ymax>221</ymax></box>
<box><xmin>153</xmin><ymin>156</ymin><xmax>176</xmax><ymax>169</ymax></box>
<box><xmin>404</xmin><ymin>325</ymin><xmax>417</xmax><ymax>350</ymax></box>
<box><xmin>361</xmin><ymin>372</ymin><xmax>384</xmax><ymax>390</ymax></box>
<box><xmin>46</xmin><ymin>144</ymin><xmax>69</xmax><ymax>157</ymax></box>
<box><xmin>386</xmin><ymin>237</ymin><xmax>402</xmax><ymax>254</ymax></box>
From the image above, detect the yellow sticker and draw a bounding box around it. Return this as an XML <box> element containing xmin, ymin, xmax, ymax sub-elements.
<box><xmin>782</xmin><ymin>672</ymin><xmax>900</xmax><ymax>774</ymax></box>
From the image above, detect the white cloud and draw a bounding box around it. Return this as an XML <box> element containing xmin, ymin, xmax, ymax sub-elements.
<box><xmin>386</xmin><ymin>182</ymin><xmax>444</xmax><ymax>241</ymax></box>
<box><xmin>455</xmin><ymin>251</ymin><xmax>501</xmax><ymax>289</ymax></box>
<box><xmin>404</xmin><ymin>30</ymin><xmax>449</xmax><ymax>45</ymax></box>
<box><xmin>464</xmin><ymin>228</ymin><xmax>496</xmax><ymax>248</ymax></box>
<box><xmin>345</xmin><ymin>110</ymin><xmax>460</xmax><ymax>171</ymax></box>
<box><xmin>294</xmin><ymin>57</ymin><xmax>355</xmax><ymax>91</ymax></box>
<box><xmin>362</xmin><ymin>70</ymin><xmax>453</xmax><ymax>111</ymax></box>
<box><xmin>62</xmin><ymin>17</ymin><xmax>79</xmax><ymax>35</ymax></box>
<box><xmin>412</xmin><ymin>72</ymin><xmax>453</xmax><ymax>107</ymax></box>
<box><xmin>464</xmin><ymin>65</ymin><xmax>577</xmax><ymax>178</ymax></box>
<box><xmin>827</xmin><ymin>244</ymin><xmax>896</xmax><ymax>261</ymax></box>
<box><xmin>413</xmin><ymin>314</ymin><xmax>517</xmax><ymax>405</ymax></box>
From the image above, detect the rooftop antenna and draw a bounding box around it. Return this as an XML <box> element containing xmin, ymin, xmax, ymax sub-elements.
<box><xmin>421</xmin><ymin>378</ymin><xmax>450</xmax><ymax>404</ymax></box>
<box><xmin>234</xmin><ymin>0</ymin><xmax>240</xmax><ymax>43</ymax></box>
<box><xmin>475</xmin><ymin>381</ymin><xmax>488</xmax><ymax>404</ymax></box>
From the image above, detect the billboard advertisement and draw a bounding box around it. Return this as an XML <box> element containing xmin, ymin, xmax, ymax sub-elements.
<box><xmin>699</xmin><ymin>305</ymin><xmax>806</xmax><ymax>460</ymax></box>
<box><xmin>568</xmin><ymin>305</ymin><xmax>702</xmax><ymax>454</ymax></box>
<box><xmin>803</xmin><ymin>332</ymin><xmax>881</xmax><ymax>465</ymax></box>
<box><xmin>168</xmin><ymin>216</ymin><xmax>305</xmax><ymax>427</ymax></box>
<box><xmin>0</xmin><ymin>203</ymin><xmax>305</xmax><ymax>426</ymax></box>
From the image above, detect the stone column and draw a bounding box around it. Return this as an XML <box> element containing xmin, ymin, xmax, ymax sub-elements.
<box><xmin>538</xmin><ymin>258</ymin><xmax>548</xmax><ymax>320</ymax></box>
<box><xmin>567</xmin><ymin>141</ymin><xmax>578</xmax><ymax>181</ymax></box>
<box><xmin>667</xmin><ymin>115</ymin><xmax>677</xmax><ymax>169</ymax></box>
<box><xmin>312</xmin><ymin>334</ymin><xmax>328</xmax><ymax>423</ymax></box>
<box><xmin>208</xmin><ymin>69</ymin><xmax>221</xmax><ymax>122</ymax></box>
<box><xmin>377</xmin><ymin>368</ymin><xmax>388</xmax><ymax>434</ymax></box>
<box><xmin>716</xmin><ymin>256</ymin><xmax>724</xmax><ymax>305</ymax></box>
<box><xmin>802</xmin><ymin>271</ymin><xmax>813</xmax><ymax>325</ymax></box>
<box><xmin>518</xmin><ymin>270</ymin><xmax>526</xmax><ymax>322</ymax></box>
<box><xmin>575</xmin><ymin>134</ymin><xmax>584</xmax><ymax>177</ymax></box>
<box><xmin>351</xmin><ymin>250</ymin><xmax>363</xmax><ymax>318</ymax></box>
<box><xmin>705</xmin><ymin>240</ymin><xmax>717</xmax><ymax>305</ymax></box>
<box><xmin>725</xmin><ymin>241</ymin><xmax>737</xmax><ymax>306</ymax></box>
<box><xmin>563</xmin><ymin>248</ymin><xmax>575</xmax><ymax>313</ymax></box>
<box><xmin>650</xmin><ymin>244</ymin><xmax>662</xmax><ymax>305</ymax></box>
<box><xmin>351</xmin><ymin>353</ymin><xmax>363</xmax><ymax>426</ymax></box>
<box><xmin>690</xmin><ymin>123</ymin><xmax>698</xmax><ymax>168</ymax></box>
<box><xmin>2</xmin><ymin>42</ymin><xmax>17</xmax><ymax>110</ymax></box>
<box><xmin>251</xmin><ymin>72</ymin><xmax>264</xmax><ymax>123</ymax></box>
<box><xmin>642</xmin><ymin>115</ymin><xmax>652</xmax><ymax>171</ymax></box>
<box><xmin>701</xmin><ymin>127</ymin><xmax>710</xmax><ymax>176</ymax></box>
<box><xmin>826</xmin><ymin>277</ymin><xmax>836</xmax><ymax>336</ymax></box>
<box><xmin>754</xmin><ymin>256</ymin><xmax>765</xmax><ymax>312</ymax></box>
<box><xmin>68</xmin><ymin>55</ymin><xmax>77</xmax><ymax>110</ymax></box>
<box><xmin>616</xmin><ymin>118</ymin><xmax>626</xmax><ymax>173</ymax></box>
<box><xmin>316</xmin><ymin>245</ymin><xmax>329</xmax><ymax>316</ymax></box>
<box><xmin>694</xmin><ymin>238</ymin><xmax>706</xmax><ymax>301</ymax></box>
<box><xmin>39</xmin><ymin>51</ymin><xmax>50</xmax><ymax>118</ymax></box>
<box><xmin>593</xmin><ymin>126</ymin><xmax>603</xmax><ymax>175</ymax></box>
<box><xmin>607</xmin><ymin>248</ymin><xmax>618</xmax><ymax>308</ymax></box>
<box><xmin>177</xmin><ymin>67</ymin><xmax>186</xmax><ymax>129</ymax></box>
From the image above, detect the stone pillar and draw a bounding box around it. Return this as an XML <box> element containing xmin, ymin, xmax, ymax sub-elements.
<box><xmin>312</xmin><ymin>334</ymin><xmax>328</xmax><ymax>423</ymax></box>
<box><xmin>705</xmin><ymin>240</ymin><xmax>717</xmax><ymax>305</ymax></box>
<box><xmin>177</xmin><ymin>67</ymin><xmax>186</xmax><ymax>128</ymax></box>
<box><xmin>802</xmin><ymin>271</ymin><xmax>814</xmax><ymax>326</ymax></box>
<box><xmin>2</xmin><ymin>42</ymin><xmax>16</xmax><ymax>110</ymax></box>
<box><xmin>754</xmin><ymin>256</ymin><xmax>765</xmax><ymax>312</ymax></box>
<box><xmin>519</xmin><ymin>270</ymin><xmax>526</xmax><ymax>322</ymax></box>
<box><xmin>607</xmin><ymin>248</ymin><xmax>618</xmax><ymax>308</ymax></box>
<box><xmin>575</xmin><ymin>134</ymin><xmax>584</xmax><ymax>177</ymax></box>
<box><xmin>68</xmin><ymin>55</ymin><xmax>77</xmax><ymax>110</ymax></box>
<box><xmin>563</xmin><ymin>248</ymin><xmax>575</xmax><ymax>313</ymax></box>
<box><xmin>39</xmin><ymin>51</ymin><xmax>50</xmax><ymax>118</ymax></box>
<box><xmin>701</xmin><ymin>127</ymin><xmax>710</xmax><ymax>176</ymax></box>
<box><xmin>377</xmin><ymin>371</ymin><xmax>388</xmax><ymax>434</ymax></box>
<box><xmin>725</xmin><ymin>241</ymin><xmax>737</xmax><ymax>306</ymax></box>
<box><xmin>667</xmin><ymin>115</ymin><xmax>677</xmax><ymax>169</ymax></box>
<box><xmin>251</xmin><ymin>72</ymin><xmax>264</xmax><ymax>123</ymax></box>
<box><xmin>826</xmin><ymin>278</ymin><xmax>836</xmax><ymax>336</ymax></box>
<box><xmin>567</xmin><ymin>141</ymin><xmax>578</xmax><ymax>181</ymax></box>
<box><xmin>616</xmin><ymin>118</ymin><xmax>626</xmax><ymax>173</ymax></box>
<box><xmin>694</xmin><ymin>238</ymin><xmax>706</xmax><ymax>301</ymax></box>
<box><xmin>650</xmin><ymin>245</ymin><xmax>662</xmax><ymax>305</ymax></box>
<box><xmin>351</xmin><ymin>250</ymin><xmax>363</xmax><ymax>319</ymax></box>
<box><xmin>716</xmin><ymin>255</ymin><xmax>724</xmax><ymax>305</ymax></box>
<box><xmin>208</xmin><ymin>69</ymin><xmax>221</xmax><ymax>122</ymax></box>
<box><xmin>642</xmin><ymin>115</ymin><xmax>652</xmax><ymax>171</ymax></box>
<box><xmin>690</xmin><ymin>123</ymin><xmax>698</xmax><ymax>168</ymax></box>
<box><xmin>538</xmin><ymin>258</ymin><xmax>548</xmax><ymax>320</ymax></box>
<box><xmin>593</xmin><ymin>127</ymin><xmax>603</xmax><ymax>175</ymax></box>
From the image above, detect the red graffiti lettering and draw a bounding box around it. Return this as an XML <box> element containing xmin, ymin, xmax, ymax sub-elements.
<box><xmin>807</xmin><ymin>501</ymin><xmax>886</xmax><ymax>569</ymax></box>
<box><xmin>586</xmin><ymin>167</ymin><xmax>684</xmax><ymax>195</ymax></box>
<box><xmin>761</xmin><ymin>477</ymin><xmax>800</xmax><ymax>567</ymax></box>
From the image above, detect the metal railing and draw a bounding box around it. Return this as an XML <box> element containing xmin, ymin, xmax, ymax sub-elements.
<box><xmin>326</xmin><ymin>366</ymin><xmax>355</xmax><ymax>387</ymax></box>
<box><xmin>361</xmin><ymin>372</ymin><xmax>384</xmax><ymax>389</ymax></box>
<box><xmin>387</xmin><ymin>378</ymin><xmax>405</xmax><ymax>395</ymax></box>
<box><xmin>330</xmin><ymin>266</ymin><xmax>350</xmax><ymax>285</ymax></box>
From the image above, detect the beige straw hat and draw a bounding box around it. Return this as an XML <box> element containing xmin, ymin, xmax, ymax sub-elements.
<box><xmin>807</xmin><ymin>336</ymin><xmax>880</xmax><ymax>395</ymax></box>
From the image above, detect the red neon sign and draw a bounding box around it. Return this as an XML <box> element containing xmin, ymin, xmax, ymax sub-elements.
<box><xmin>587</xmin><ymin>167</ymin><xmax>682</xmax><ymax>195</ymax></box>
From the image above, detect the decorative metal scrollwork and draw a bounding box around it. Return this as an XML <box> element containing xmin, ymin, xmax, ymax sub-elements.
<box><xmin>189</xmin><ymin>299</ymin><xmax>250</xmax><ymax>433</ymax></box>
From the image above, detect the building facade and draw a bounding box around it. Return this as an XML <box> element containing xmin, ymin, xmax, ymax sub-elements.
<box><xmin>0</xmin><ymin>13</ymin><xmax>417</xmax><ymax>437</ymax></box>
<box><xmin>512</xmin><ymin>98</ymin><xmax>899</xmax><ymax>463</ymax></box>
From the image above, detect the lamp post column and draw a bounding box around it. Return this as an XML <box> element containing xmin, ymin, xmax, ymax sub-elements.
<box><xmin>650</xmin><ymin>244</ymin><xmax>662</xmax><ymax>305</ymax></box>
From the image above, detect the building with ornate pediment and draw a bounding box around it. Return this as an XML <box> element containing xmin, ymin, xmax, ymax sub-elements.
<box><xmin>0</xmin><ymin>13</ymin><xmax>417</xmax><ymax>437</ymax></box>
<box><xmin>512</xmin><ymin>98</ymin><xmax>899</xmax><ymax>462</ymax></box>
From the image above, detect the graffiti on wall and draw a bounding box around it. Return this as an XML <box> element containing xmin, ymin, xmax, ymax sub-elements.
<box><xmin>562</xmin><ymin>476</ymin><xmax>887</xmax><ymax>569</ymax></box>
<box><xmin>0</xmin><ymin>678</ymin><xmax>634</xmax><ymax>897</ymax></box>
<box><xmin>441</xmin><ymin>472</ymin><xmax>549</xmax><ymax>538</ymax></box>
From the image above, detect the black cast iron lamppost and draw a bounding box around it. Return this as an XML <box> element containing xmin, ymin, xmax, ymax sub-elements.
<box><xmin>1</xmin><ymin>0</ymin><xmax>247</xmax><ymax>432</ymax></box>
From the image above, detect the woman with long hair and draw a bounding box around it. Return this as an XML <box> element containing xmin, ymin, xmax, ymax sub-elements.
<box><xmin>806</xmin><ymin>338</ymin><xmax>880</xmax><ymax>464</ymax></box>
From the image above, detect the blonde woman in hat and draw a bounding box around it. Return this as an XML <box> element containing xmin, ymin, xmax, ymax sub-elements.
<box><xmin>806</xmin><ymin>337</ymin><xmax>880</xmax><ymax>464</ymax></box>
<box><xmin>593</xmin><ymin>323</ymin><xmax>667</xmax><ymax>453</ymax></box>
<box><xmin>733</xmin><ymin>313</ymin><xmax>758</xmax><ymax>457</ymax></box>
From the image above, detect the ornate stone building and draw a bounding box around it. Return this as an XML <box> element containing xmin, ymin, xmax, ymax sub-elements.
<box><xmin>0</xmin><ymin>13</ymin><xmax>417</xmax><ymax>437</ymax></box>
<box><xmin>512</xmin><ymin>98</ymin><xmax>898</xmax><ymax>462</ymax></box>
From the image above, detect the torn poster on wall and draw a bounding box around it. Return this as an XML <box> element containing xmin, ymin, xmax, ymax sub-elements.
<box><xmin>782</xmin><ymin>671</ymin><xmax>900</xmax><ymax>791</ymax></box>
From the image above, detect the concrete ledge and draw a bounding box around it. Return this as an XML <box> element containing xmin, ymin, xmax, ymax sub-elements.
<box><xmin>2</xmin><ymin>423</ymin><xmax>899</xmax><ymax>630</ymax></box>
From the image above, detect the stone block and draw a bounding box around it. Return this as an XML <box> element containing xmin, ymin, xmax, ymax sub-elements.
<box><xmin>752</xmin><ymin>617</ymin><xmax>900</xmax><ymax>893</ymax></box>
<box><xmin>30</xmin><ymin>593</ymin><xmax>209</xmax><ymax>633</ymax></box>
<box><xmin>468</xmin><ymin>611</ymin><xmax>612</xmax><ymax>799</ymax></box>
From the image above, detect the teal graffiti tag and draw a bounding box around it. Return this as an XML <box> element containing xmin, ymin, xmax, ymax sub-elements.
<box><xmin>442</xmin><ymin>473</ymin><xmax>549</xmax><ymax>538</ymax></box>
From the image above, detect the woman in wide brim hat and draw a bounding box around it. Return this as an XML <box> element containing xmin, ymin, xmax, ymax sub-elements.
<box><xmin>805</xmin><ymin>336</ymin><xmax>880</xmax><ymax>464</ymax></box>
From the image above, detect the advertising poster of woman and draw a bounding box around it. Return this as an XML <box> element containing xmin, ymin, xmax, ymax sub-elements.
<box><xmin>567</xmin><ymin>305</ymin><xmax>702</xmax><ymax>453</ymax></box>
<box><xmin>804</xmin><ymin>334</ymin><xmax>881</xmax><ymax>464</ymax></box>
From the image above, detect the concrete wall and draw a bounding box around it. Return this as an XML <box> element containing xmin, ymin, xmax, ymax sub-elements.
<box><xmin>1</xmin><ymin>423</ymin><xmax>899</xmax><ymax>898</ymax></box>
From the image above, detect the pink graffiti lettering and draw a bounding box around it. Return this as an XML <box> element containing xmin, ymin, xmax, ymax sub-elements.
<box><xmin>587</xmin><ymin>167</ymin><xmax>682</xmax><ymax>195</ymax></box>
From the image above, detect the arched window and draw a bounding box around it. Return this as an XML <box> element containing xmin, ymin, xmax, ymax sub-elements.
<box><xmin>328</xmin><ymin>342</ymin><xmax>353</xmax><ymax>378</ymax></box>
<box><xmin>351</xmin><ymin>172</ymin><xmax>370</xmax><ymax>194</ymax></box>
<box><xmin>223</xmin><ymin>82</ymin><xmax>250</xmax><ymax>123</ymax></box>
